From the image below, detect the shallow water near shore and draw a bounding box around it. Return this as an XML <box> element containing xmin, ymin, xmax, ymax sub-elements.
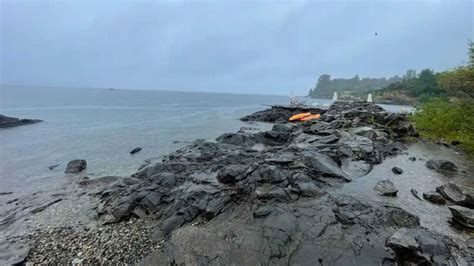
<box><xmin>339</xmin><ymin>141</ymin><xmax>474</xmax><ymax>244</ymax></box>
<box><xmin>0</xmin><ymin>86</ymin><xmax>287</xmax><ymax>194</ymax></box>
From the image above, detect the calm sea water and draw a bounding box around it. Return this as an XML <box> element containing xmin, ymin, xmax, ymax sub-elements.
<box><xmin>0</xmin><ymin>86</ymin><xmax>413</xmax><ymax>195</ymax></box>
<box><xmin>0</xmin><ymin>86</ymin><xmax>289</xmax><ymax>193</ymax></box>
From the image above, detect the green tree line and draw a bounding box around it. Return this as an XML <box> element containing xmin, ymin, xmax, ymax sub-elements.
<box><xmin>308</xmin><ymin>72</ymin><xmax>416</xmax><ymax>99</ymax></box>
<box><xmin>375</xmin><ymin>69</ymin><xmax>444</xmax><ymax>103</ymax></box>
<box><xmin>411</xmin><ymin>41</ymin><xmax>474</xmax><ymax>152</ymax></box>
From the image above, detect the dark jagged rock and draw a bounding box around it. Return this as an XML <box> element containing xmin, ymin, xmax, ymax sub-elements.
<box><xmin>384</xmin><ymin>114</ymin><xmax>417</xmax><ymax>137</ymax></box>
<box><xmin>374</xmin><ymin>180</ymin><xmax>398</xmax><ymax>196</ymax></box>
<box><xmin>130</xmin><ymin>147</ymin><xmax>142</xmax><ymax>154</ymax></box>
<box><xmin>385</xmin><ymin>228</ymin><xmax>457</xmax><ymax>265</ymax></box>
<box><xmin>426</xmin><ymin>159</ymin><xmax>458</xmax><ymax>172</ymax></box>
<box><xmin>18</xmin><ymin>101</ymin><xmax>472</xmax><ymax>265</ymax></box>
<box><xmin>386</xmin><ymin>228</ymin><xmax>419</xmax><ymax>250</ymax></box>
<box><xmin>215</xmin><ymin>132</ymin><xmax>256</xmax><ymax>147</ymax></box>
<box><xmin>65</xmin><ymin>159</ymin><xmax>87</xmax><ymax>173</ymax></box>
<box><xmin>0</xmin><ymin>114</ymin><xmax>42</xmax><ymax>129</ymax></box>
<box><xmin>93</xmin><ymin>102</ymin><xmax>418</xmax><ymax>231</ymax></box>
<box><xmin>423</xmin><ymin>191</ymin><xmax>446</xmax><ymax>205</ymax></box>
<box><xmin>327</xmin><ymin>101</ymin><xmax>385</xmax><ymax>114</ymax></box>
<box><xmin>408</xmin><ymin>156</ymin><xmax>416</xmax><ymax>161</ymax></box>
<box><xmin>216</xmin><ymin>165</ymin><xmax>248</xmax><ymax>184</ymax></box>
<box><xmin>139</xmin><ymin>196</ymin><xmax>466</xmax><ymax>266</ymax></box>
<box><xmin>449</xmin><ymin>205</ymin><xmax>474</xmax><ymax>229</ymax></box>
<box><xmin>271</xmin><ymin>123</ymin><xmax>295</xmax><ymax>133</ymax></box>
<box><xmin>391</xmin><ymin>167</ymin><xmax>403</xmax><ymax>175</ymax></box>
<box><xmin>302</xmin><ymin>150</ymin><xmax>352</xmax><ymax>182</ymax></box>
<box><xmin>240</xmin><ymin>105</ymin><xmax>326</xmax><ymax>123</ymax></box>
<box><xmin>384</xmin><ymin>207</ymin><xmax>420</xmax><ymax>227</ymax></box>
<box><xmin>436</xmin><ymin>183</ymin><xmax>474</xmax><ymax>208</ymax></box>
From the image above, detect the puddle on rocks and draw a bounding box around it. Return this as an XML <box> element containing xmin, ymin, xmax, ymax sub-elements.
<box><xmin>338</xmin><ymin>141</ymin><xmax>473</xmax><ymax>245</ymax></box>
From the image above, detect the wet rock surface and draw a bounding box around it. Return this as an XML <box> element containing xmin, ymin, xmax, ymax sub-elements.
<box><xmin>391</xmin><ymin>167</ymin><xmax>403</xmax><ymax>174</ymax></box>
<box><xmin>437</xmin><ymin>183</ymin><xmax>474</xmax><ymax>208</ymax></box>
<box><xmin>449</xmin><ymin>206</ymin><xmax>474</xmax><ymax>229</ymax></box>
<box><xmin>386</xmin><ymin>228</ymin><xmax>419</xmax><ymax>250</ymax></box>
<box><xmin>240</xmin><ymin>105</ymin><xmax>326</xmax><ymax>123</ymax></box>
<box><xmin>423</xmin><ymin>191</ymin><xmax>446</xmax><ymax>205</ymax></box>
<box><xmin>374</xmin><ymin>180</ymin><xmax>398</xmax><ymax>196</ymax></box>
<box><xmin>426</xmin><ymin>159</ymin><xmax>458</xmax><ymax>172</ymax></box>
<box><xmin>65</xmin><ymin>159</ymin><xmax>87</xmax><ymax>173</ymax></box>
<box><xmin>0</xmin><ymin>114</ymin><xmax>42</xmax><ymax>129</ymax></box>
<box><xmin>2</xmin><ymin>101</ymin><xmax>472</xmax><ymax>265</ymax></box>
<box><xmin>385</xmin><ymin>227</ymin><xmax>462</xmax><ymax>265</ymax></box>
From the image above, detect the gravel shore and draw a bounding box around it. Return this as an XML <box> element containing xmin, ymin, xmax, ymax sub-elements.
<box><xmin>15</xmin><ymin>218</ymin><xmax>158</xmax><ymax>264</ymax></box>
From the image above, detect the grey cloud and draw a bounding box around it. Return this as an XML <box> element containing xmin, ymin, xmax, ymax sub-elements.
<box><xmin>1</xmin><ymin>0</ymin><xmax>472</xmax><ymax>95</ymax></box>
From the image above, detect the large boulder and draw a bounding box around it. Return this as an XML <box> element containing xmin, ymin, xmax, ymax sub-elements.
<box><xmin>436</xmin><ymin>183</ymin><xmax>474</xmax><ymax>208</ymax></box>
<box><xmin>65</xmin><ymin>159</ymin><xmax>87</xmax><ymax>173</ymax></box>
<box><xmin>385</xmin><ymin>228</ymin><xmax>457</xmax><ymax>265</ymax></box>
<box><xmin>384</xmin><ymin>113</ymin><xmax>417</xmax><ymax>137</ymax></box>
<box><xmin>373</xmin><ymin>180</ymin><xmax>398</xmax><ymax>196</ymax></box>
<box><xmin>302</xmin><ymin>150</ymin><xmax>352</xmax><ymax>182</ymax></box>
<box><xmin>449</xmin><ymin>205</ymin><xmax>474</xmax><ymax>229</ymax></box>
<box><xmin>386</xmin><ymin>228</ymin><xmax>419</xmax><ymax>250</ymax></box>
<box><xmin>426</xmin><ymin>159</ymin><xmax>457</xmax><ymax>172</ymax></box>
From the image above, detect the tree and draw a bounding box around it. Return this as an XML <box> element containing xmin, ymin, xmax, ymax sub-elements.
<box><xmin>316</xmin><ymin>74</ymin><xmax>331</xmax><ymax>90</ymax></box>
<box><xmin>405</xmin><ymin>69</ymin><xmax>416</xmax><ymax>79</ymax></box>
<box><xmin>417</xmin><ymin>69</ymin><xmax>438</xmax><ymax>92</ymax></box>
<box><xmin>438</xmin><ymin>67</ymin><xmax>474</xmax><ymax>98</ymax></box>
<box><xmin>438</xmin><ymin>41</ymin><xmax>474</xmax><ymax>98</ymax></box>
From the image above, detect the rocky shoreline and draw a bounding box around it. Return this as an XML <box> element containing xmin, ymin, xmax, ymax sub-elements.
<box><xmin>1</xmin><ymin>101</ymin><xmax>473</xmax><ymax>265</ymax></box>
<box><xmin>0</xmin><ymin>114</ymin><xmax>42</xmax><ymax>129</ymax></box>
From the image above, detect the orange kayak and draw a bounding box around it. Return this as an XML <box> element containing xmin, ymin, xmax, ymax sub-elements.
<box><xmin>300</xmin><ymin>114</ymin><xmax>321</xmax><ymax>121</ymax></box>
<box><xmin>288</xmin><ymin>112</ymin><xmax>311</xmax><ymax>121</ymax></box>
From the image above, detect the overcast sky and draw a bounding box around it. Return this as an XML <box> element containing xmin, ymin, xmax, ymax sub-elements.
<box><xmin>1</xmin><ymin>0</ymin><xmax>472</xmax><ymax>95</ymax></box>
